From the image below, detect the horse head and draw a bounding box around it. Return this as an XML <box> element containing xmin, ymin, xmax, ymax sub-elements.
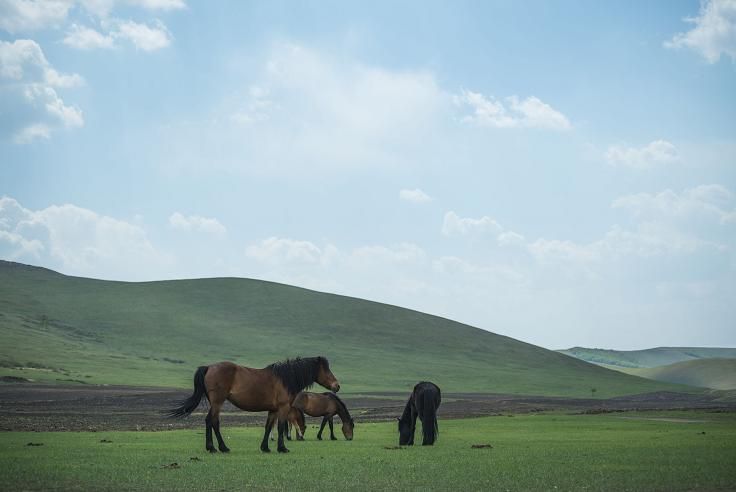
<box><xmin>342</xmin><ymin>417</ymin><xmax>354</xmax><ymax>441</ymax></box>
<box><xmin>315</xmin><ymin>356</ymin><xmax>340</xmax><ymax>392</ymax></box>
<box><xmin>398</xmin><ymin>416</ymin><xmax>412</xmax><ymax>445</ymax></box>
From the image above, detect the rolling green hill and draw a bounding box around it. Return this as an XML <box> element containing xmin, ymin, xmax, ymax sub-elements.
<box><xmin>0</xmin><ymin>260</ymin><xmax>689</xmax><ymax>397</ymax></box>
<box><xmin>608</xmin><ymin>359</ymin><xmax>736</xmax><ymax>391</ymax></box>
<box><xmin>559</xmin><ymin>346</ymin><xmax>736</xmax><ymax>369</ymax></box>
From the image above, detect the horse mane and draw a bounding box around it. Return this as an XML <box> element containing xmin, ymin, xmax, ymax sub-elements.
<box><xmin>324</xmin><ymin>392</ymin><xmax>352</xmax><ymax>423</ymax></box>
<box><xmin>398</xmin><ymin>396</ymin><xmax>413</xmax><ymax>425</ymax></box>
<box><xmin>267</xmin><ymin>356</ymin><xmax>328</xmax><ymax>396</ymax></box>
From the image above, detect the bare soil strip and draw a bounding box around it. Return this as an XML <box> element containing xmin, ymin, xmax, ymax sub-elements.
<box><xmin>1</xmin><ymin>383</ymin><xmax>733</xmax><ymax>432</ymax></box>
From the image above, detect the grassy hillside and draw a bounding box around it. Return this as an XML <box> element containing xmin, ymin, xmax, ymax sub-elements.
<box><xmin>0</xmin><ymin>261</ymin><xmax>688</xmax><ymax>397</ymax></box>
<box><xmin>610</xmin><ymin>359</ymin><xmax>736</xmax><ymax>391</ymax></box>
<box><xmin>559</xmin><ymin>346</ymin><xmax>736</xmax><ymax>369</ymax></box>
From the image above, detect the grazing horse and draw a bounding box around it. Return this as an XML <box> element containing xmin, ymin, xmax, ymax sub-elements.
<box><xmin>398</xmin><ymin>381</ymin><xmax>441</xmax><ymax>446</ymax></box>
<box><xmin>292</xmin><ymin>391</ymin><xmax>354</xmax><ymax>441</ymax></box>
<box><xmin>168</xmin><ymin>356</ymin><xmax>340</xmax><ymax>453</ymax></box>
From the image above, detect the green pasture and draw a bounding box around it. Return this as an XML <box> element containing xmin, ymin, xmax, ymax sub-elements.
<box><xmin>2</xmin><ymin>412</ymin><xmax>735</xmax><ymax>491</ymax></box>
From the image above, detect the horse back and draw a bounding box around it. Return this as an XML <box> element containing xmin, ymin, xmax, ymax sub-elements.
<box><xmin>292</xmin><ymin>392</ymin><xmax>334</xmax><ymax>417</ymax></box>
<box><xmin>413</xmin><ymin>381</ymin><xmax>441</xmax><ymax>410</ymax></box>
<box><xmin>206</xmin><ymin>361</ymin><xmax>288</xmax><ymax>412</ymax></box>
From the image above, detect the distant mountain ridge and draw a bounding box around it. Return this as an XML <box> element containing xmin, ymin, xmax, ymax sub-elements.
<box><xmin>558</xmin><ymin>347</ymin><xmax>736</xmax><ymax>369</ymax></box>
<box><xmin>0</xmin><ymin>260</ymin><xmax>689</xmax><ymax>397</ymax></box>
<box><xmin>614</xmin><ymin>359</ymin><xmax>736</xmax><ymax>391</ymax></box>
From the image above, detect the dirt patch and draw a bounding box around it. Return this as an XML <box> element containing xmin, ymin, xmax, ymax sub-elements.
<box><xmin>615</xmin><ymin>417</ymin><xmax>709</xmax><ymax>423</ymax></box>
<box><xmin>0</xmin><ymin>383</ymin><xmax>734</xmax><ymax>432</ymax></box>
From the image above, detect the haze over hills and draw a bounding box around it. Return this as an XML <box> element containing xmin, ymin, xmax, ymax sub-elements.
<box><xmin>611</xmin><ymin>359</ymin><xmax>736</xmax><ymax>391</ymax></box>
<box><xmin>0</xmin><ymin>260</ymin><xmax>691</xmax><ymax>397</ymax></box>
<box><xmin>559</xmin><ymin>347</ymin><xmax>736</xmax><ymax>369</ymax></box>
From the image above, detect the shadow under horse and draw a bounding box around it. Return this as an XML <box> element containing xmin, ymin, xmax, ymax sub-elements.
<box><xmin>398</xmin><ymin>381</ymin><xmax>441</xmax><ymax>446</ymax></box>
<box><xmin>168</xmin><ymin>356</ymin><xmax>340</xmax><ymax>453</ymax></box>
<box><xmin>292</xmin><ymin>391</ymin><xmax>354</xmax><ymax>441</ymax></box>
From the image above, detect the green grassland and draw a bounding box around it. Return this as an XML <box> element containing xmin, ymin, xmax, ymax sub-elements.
<box><xmin>1</xmin><ymin>413</ymin><xmax>735</xmax><ymax>491</ymax></box>
<box><xmin>0</xmin><ymin>261</ymin><xmax>686</xmax><ymax>397</ymax></box>
<box><xmin>610</xmin><ymin>358</ymin><xmax>736</xmax><ymax>391</ymax></box>
<box><xmin>559</xmin><ymin>346</ymin><xmax>736</xmax><ymax>369</ymax></box>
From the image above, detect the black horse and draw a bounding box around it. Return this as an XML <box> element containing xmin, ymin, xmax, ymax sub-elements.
<box><xmin>398</xmin><ymin>381</ymin><xmax>441</xmax><ymax>446</ymax></box>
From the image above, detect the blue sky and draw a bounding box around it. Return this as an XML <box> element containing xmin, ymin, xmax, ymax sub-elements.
<box><xmin>1</xmin><ymin>0</ymin><xmax>735</xmax><ymax>350</ymax></box>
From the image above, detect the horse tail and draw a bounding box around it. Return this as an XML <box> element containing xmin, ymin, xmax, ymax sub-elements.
<box><xmin>167</xmin><ymin>366</ymin><xmax>209</xmax><ymax>418</ymax></box>
<box><xmin>421</xmin><ymin>389</ymin><xmax>438</xmax><ymax>445</ymax></box>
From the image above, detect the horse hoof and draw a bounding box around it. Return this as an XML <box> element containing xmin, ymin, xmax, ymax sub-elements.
<box><xmin>260</xmin><ymin>446</ymin><xmax>270</xmax><ymax>453</ymax></box>
<box><xmin>277</xmin><ymin>447</ymin><xmax>290</xmax><ymax>453</ymax></box>
<box><xmin>330</xmin><ymin>437</ymin><xmax>337</xmax><ymax>441</ymax></box>
<box><xmin>207</xmin><ymin>447</ymin><xmax>217</xmax><ymax>453</ymax></box>
<box><xmin>219</xmin><ymin>446</ymin><xmax>230</xmax><ymax>453</ymax></box>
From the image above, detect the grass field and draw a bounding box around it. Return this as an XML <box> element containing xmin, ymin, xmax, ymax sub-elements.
<box><xmin>1</xmin><ymin>412</ymin><xmax>735</xmax><ymax>491</ymax></box>
<box><xmin>0</xmin><ymin>261</ymin><xmax>687</xmax><ymax>397</ymax></box>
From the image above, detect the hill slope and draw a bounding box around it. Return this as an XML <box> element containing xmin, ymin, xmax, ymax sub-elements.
<box><xmin>610</xmin><ymin>359</ymin><xmax>736</xmax><ymax>390</ymax></box>
<box><xmin>0</xmin><ymin>261</ymin><xmax>688</xmax><ymax>397</ymax></box>
<box><xmin>559</xmin><ymin>346</ymin><xmax>736</xmax><ymax>369</ymax></box>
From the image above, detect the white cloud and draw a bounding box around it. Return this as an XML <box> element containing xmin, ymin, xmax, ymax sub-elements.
<box><xmin>168</xmin><ymin>212</ymin><xmax>226</xmax><ymax>236</ymax></box>
<box><xmin>62</xmin><ymin>18</ymin><xmax>173</xmax><ymax>51</ymax></box>
<box><xmin>0</xmin><ymin>0</ymin><xmax>73</xmax><ymax>33</ymax></box>
<box><xmin>230</xmin><ymin>85</ymin><xmax>272</xmax><ymax>125</ymax></box>
<box><xmin>115</xmin><ymin>19</ymin><xmax>171</xmax><ymax>51</ymax></box>
<box><xmin>0</xmin><ymin>39</ymin><xmax>84</xmax><ymax>143</ymax></box>
<box><xmin>168</xmin><ymin>42</ymin><xmax>450</xmax><ymax>175</ymax></box>
<box><xmin>128</xmin><ymin>0</ymin><xmax>185</xmax><ymax>10</ymax></box>
<box><xmin>0</xmin><ymin>196</ymin><xmax>168</xmax><ymax>279</ymax></box>
<box><xmin>665</xmin><ymin>0</ymin><xmax>736</xmax><ymax>63</ymax></box>
<box><xmin>0</xmin><ymin>38</ymin><xmax>83</xmax><ymax>86</ymax></box>
<box><xmin>0</xmin><ymin>0</ymin><xmax>186</xmax><ymax>33</ymax></box>
<box><xmin>13</xmin><ymin>122</ymin><xmax>49</xmax><ymax>143</ymax></box>
<box><xmin>245</xmin><ymin>237</ymin><xmax>324</xmax><ymax>265</ymax></box>
<box><xmin>528</xmin><ymin>238</ymin><xmax>602</xmax><ymax>264</ymax></box>
<box><xmin>530</xmin><ymin>185</ymin><xmax>735</xmax><ymax>266</ymax></box>
<box><xmin>454</xmin><ymin>89</ymin><xmax>571</xmax><ymax>130</ymax></box>
<box><xmin>63</xmin><ymin>24</ymin><xmax>115</xmax><ymax>49</ymax></box>
<box><xmin>497</xmin><ymin>230</ymin><xmax>526</xmax><ymax>247</ymax></box>
<box><xmin>350</xmin><ymin>243</ymin><xmax>426</xmax><ymax>266</ymax></box>
<box><xmin>611</xmin><ymin>184</ymin><xmax>735</xmax><ymax>224</ymax></box>
<box><xmin>442</xmin><ymin>211</ymin><xmax>526</xmax><ymax>247</ymax></box>
<box><xmin>605</xmin><ymin>140</ymin><xmax>679</xmax><ymax>169</ymax></box>
<box><xmin>399</xmin><ymin>188</ymin><xmax>432</xmax><ymax>204</ymax></box>
<box><xmin>442</xmin><ymin>211</ymin><xmax>502</xmax><ymax>236</ymax></box>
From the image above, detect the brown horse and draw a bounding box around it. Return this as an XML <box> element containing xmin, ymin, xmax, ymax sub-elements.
<box><xmin>292</xmin><ymin>391</ymin><xmax>354</xmax><ymax>441</ymax></box>
<box><xmin>168</xmin><ymin>356</ymin><xmax>340</xmax><ymax>453</ymax></box>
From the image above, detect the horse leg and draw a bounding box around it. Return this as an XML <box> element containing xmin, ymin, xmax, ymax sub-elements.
<box><xmin>317</xmin><ymin>416</ymin><xmax>328</xmax><ymax>440</ymax></box>
<box><xmin>328</xmin><ymin>416</ymin><xmax>337</xmax><ymax>440</ymax></box>
<box><xmin>270</xmin><ymin>419</ymin><xmax>276</xmax><ymax>441</ymax></box>
<box><xmin>209</xmin><ymin>401</ymin><xmax>229</xmax><ymax>453</ymax></box>
<box><xmin>286</xmin><ymin>420</ymin><xmax>292</xmax><ymax>441</ymax></box>
<box><xmin>276</xmin><ymin>406</ymin><xmax>290</xmax><ymax>453</ymax></box>
<box><xmin>408</xmin><ymin>406</ymin><xmax>417</xmax><ymax>446</ymax></box>
<box><xmin>260</xmin><ymin>411</ymin><xmax>276</xmax><ymax>452</ymax></box>
<box><xmin>205</xmin><ymin>408</ymin><xmax>217</xmax><ymax>453</ymax></box>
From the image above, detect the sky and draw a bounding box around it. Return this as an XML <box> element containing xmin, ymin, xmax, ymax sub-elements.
<box><xmin>1</xmin><ymin>0</ymin><xmax>735</xmax><ymax>350</ymax></box>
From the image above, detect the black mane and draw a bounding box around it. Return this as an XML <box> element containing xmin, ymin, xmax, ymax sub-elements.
<box><xmin>267</xmin><ymin>356</ymin><xmax>329</xmax><ymax>396</ymax></box>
